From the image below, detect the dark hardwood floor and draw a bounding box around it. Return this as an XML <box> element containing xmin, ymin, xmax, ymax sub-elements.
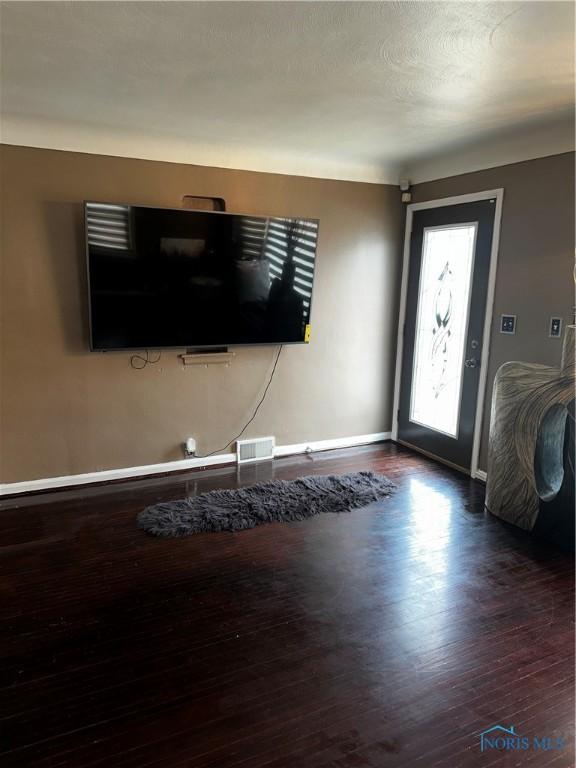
<box><xmin>0</xmin><ymin>443</ymin><xmax>573</xmax><ymax>767</ymax></box>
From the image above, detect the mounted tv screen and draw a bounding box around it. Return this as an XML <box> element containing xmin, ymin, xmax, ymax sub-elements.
<box><xmin>85</xmin><ymin>202</ymin><xmax>319</xmax><ymax>350</ymax></box>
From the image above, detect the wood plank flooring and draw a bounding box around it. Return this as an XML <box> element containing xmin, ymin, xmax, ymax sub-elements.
<box><xmin>0</xmin><ymin>443</ymin><xmax>573</xmax><ymax>767</ymax></box>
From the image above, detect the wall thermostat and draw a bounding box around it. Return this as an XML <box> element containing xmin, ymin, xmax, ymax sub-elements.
<box><xmin>500</xmin><ymin>315</ymin><xmax>516</xmax><ymax>335</ymax></box>
<box><xmin>549</xmin><ymin>317</ymin><xmax>562</xmax><ymax>338</ymax></box>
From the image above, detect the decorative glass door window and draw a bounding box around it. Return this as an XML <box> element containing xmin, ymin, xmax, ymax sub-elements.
<box><xmin>409</xmin><ymin>223</ymin><xmax>477</xmax><ymax>437</ymax></box>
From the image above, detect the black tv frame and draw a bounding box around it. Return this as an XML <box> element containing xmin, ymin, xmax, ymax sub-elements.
<box><xmin>84</xmin><ymin>201</ymin><xmax>319</xmax><ymax>352</ymax></box>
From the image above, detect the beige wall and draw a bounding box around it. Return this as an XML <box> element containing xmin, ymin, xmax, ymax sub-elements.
<box><xmin>2</xmin><ymin>146</ymin><xmax>570</xmax><ymax>484</ymax></box>
<box><xmin>411</xmin><ymin>152</ymin><xmax>575</xmax><ymax>470</ymax></box>
<box><xmin>0</xmin><ymin>145</ymin><xmax>404</xmax><ymax>483</ymax></box>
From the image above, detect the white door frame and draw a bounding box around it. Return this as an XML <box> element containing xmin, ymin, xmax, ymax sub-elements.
<box><xmin>391</xmin><ymin>188</ymin><xmax>504</xmax><ymax>481</ymax></box>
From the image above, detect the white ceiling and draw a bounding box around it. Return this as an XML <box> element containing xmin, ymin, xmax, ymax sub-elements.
<box><xmin>1</xmin><ymin>1</ymin><xmax>574</xmax><ymax>183</ymax></box>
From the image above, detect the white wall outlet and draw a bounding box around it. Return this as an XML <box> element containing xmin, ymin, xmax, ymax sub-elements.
<box><xmin>184</xmin><ymin>437</ymin><xmax>196</xmax><ymax>456</ymax></box>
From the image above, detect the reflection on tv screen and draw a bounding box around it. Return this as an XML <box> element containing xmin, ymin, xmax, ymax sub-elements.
<box><xmin>86</xmin><ymin>203</ymin><xmax>318</xmax><ymax>350</ymax></box>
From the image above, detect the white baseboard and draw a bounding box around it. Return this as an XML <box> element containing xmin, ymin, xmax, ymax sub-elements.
<box><xmin>474</xmin><ymin>470</ymin><xmax>487</xmax><ymax>482</ymax></box>
<box><xmin>0</xmin><ymin>452</ymin><xmax>236</xmax><ymax>497</ymax></box>
<box><xmin>0</xmin><ymin>431</ymin><xmax>391</xmax><ymax>497</ymax></box>
<box><xmin>275</xmin><ymin>431</ymin><xmax>391</xmax><ymax>458</ymax></box>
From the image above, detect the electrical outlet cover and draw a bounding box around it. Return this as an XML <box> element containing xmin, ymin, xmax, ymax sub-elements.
<box><xmin>500</xmin><ymin>315</ymin><xmax>516</xmax><ymax>335</ymax></box>
<box><xmin>549</xmin><ymin>317</ymin><xmax>562</xmax><ymax>338</ymax></box>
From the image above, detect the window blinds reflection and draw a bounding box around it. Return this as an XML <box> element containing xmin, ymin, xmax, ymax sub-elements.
<box><xmin>234</xmin><ymin>216</ymin><xmax>318</xmax><ymax>312</ymax></box>
<box><xmin>264</xmin><ymin>218</ymin><xmax>317</xmax><ymax>309</ymax></box>
<box><xmin>238</xmin><ymin>216</ymin><xmax>267</xmax><ymax>259</ymax></box>
<box><xmin>86</xmin><ymin>203</ymin><xmax>131</xmax><ymax>250</ymax></box>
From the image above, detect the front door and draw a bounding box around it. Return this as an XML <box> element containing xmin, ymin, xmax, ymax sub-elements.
<box><xmin>397</xmin><ymin>198</ymin><xmax>496</xmax><ymax>472</ymax></box>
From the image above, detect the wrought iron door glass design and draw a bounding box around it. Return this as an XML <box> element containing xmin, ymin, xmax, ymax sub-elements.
<box><xmin>409</xmin><ymin>223</ymin><xmax>477</xmax><ymax>437</ymax></box>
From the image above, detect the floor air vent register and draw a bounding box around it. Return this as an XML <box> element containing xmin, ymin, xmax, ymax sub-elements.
<box><xmin>236</xmin><ymin>437</ymin><xmax>276</xmax><ymax>464</ymax></box>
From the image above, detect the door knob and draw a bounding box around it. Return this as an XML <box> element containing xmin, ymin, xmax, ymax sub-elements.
<box><xmin>465</xmin><ymin>358</ymin><xmax>479</xmax><ymax>368</ymax></box>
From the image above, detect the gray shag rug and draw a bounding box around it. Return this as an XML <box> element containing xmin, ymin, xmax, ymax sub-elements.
<box><xmin>138</xmin><ymin>470</ymin><xmax>396</xmax><ymax>537</ymax></box>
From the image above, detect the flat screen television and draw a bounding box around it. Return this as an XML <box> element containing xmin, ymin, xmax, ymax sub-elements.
<box><xmin>85</xmin><ymin>202</ymin><xmax>319</xmax><ymax>350</ymax></box>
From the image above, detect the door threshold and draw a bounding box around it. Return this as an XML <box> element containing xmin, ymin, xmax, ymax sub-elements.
<box><xmin>396</xmin><ymin>439</ymin><xmax>470</xmax><ymax>476</ymax></box>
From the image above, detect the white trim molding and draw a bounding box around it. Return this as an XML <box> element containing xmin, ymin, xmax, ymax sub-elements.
<box><xmin>474</xmin><ymin>470</ymin><xmax>487</xmax><ymax>483</ymax></box>
<box><xmin>0</xmin><ymin>114</ymin><xmax>399</xmax><ymax>185</ymax></box>
<box><xmin>0</xmin><ymin>431</ymin><xmax>391</xmax><ymax>497</ymax></box>
<box><xmin>275</xmin><ymin>432</ymin><xmax>391</xmax><ymax>458</ymax></box>
<box><xmin>403</xmin><ymin>115</ymin><xmax>574</xmax><ymax>184</ymax></box>
<box><xmin>3</xmin><ymin>114</ymin><xmax>573</xmax><ymax>187</ymax></box>
<box><xmin>0</xmin><ymin>453</ymin><xmax>236</xmax><ymax>497</ymax></box>
<box><xmin>391</xmin><ymin>189</ymin><xmax>504</xmax><ymax>481</ymax></box>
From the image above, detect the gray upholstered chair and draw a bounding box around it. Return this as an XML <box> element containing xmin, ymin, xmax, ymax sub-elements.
<box><xmin>486</xmin><ymin>325</ymin><xmax>575</xmax><ymax>549</ymax></box>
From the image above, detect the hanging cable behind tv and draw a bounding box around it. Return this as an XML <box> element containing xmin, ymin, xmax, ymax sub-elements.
<box><xmin>191</xmin><ymin>345</ymin><xmax>283</xmax><ymax>459</ymax></box>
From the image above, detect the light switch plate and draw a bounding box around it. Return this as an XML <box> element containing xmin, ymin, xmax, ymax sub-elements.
<box><xmin>500</xmin><ymin>315</ymin><xmax>516</xmax><ymax>335</ymax></box>
<box><xmin>549</xmin><ymin>317</ymin><xmax>562</xmax><ymax>338</ymax></box>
